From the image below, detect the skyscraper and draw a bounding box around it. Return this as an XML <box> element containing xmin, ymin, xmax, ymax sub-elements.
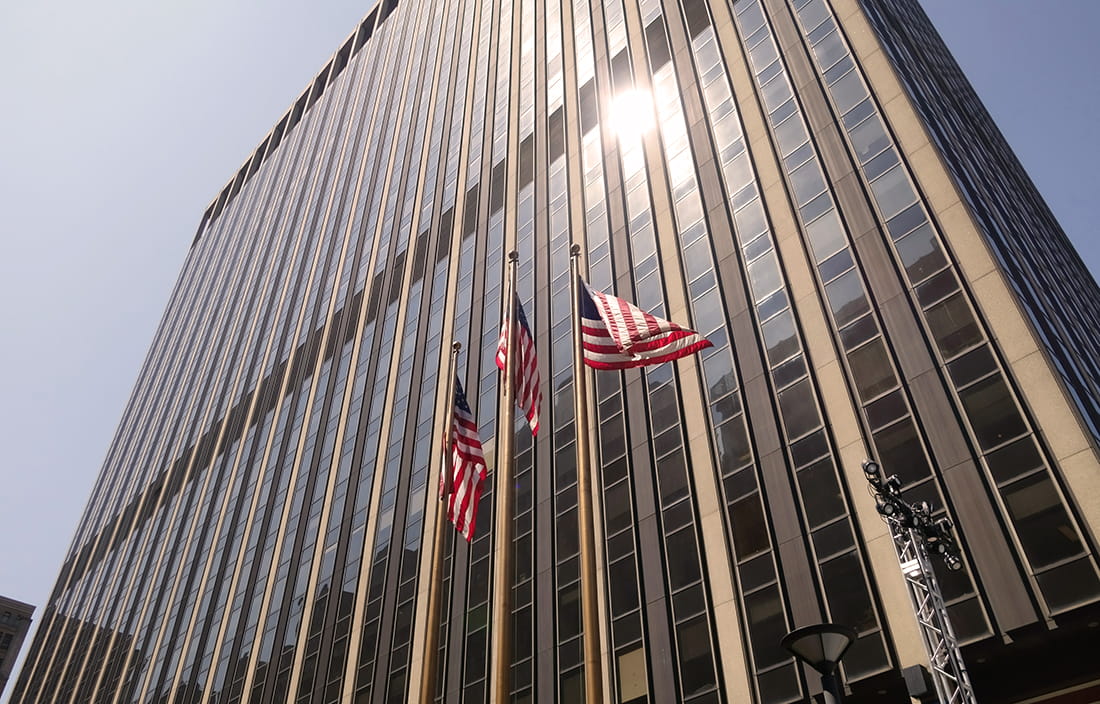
<box><xmin>0</xmin><ymin>597</ymin><xmax>35</xmax><ymax>695</ymax></box>
<box><xmin>11</xmin><ymin>0</ymin><xmax>1100</xmax><ymax>702</ymax></box>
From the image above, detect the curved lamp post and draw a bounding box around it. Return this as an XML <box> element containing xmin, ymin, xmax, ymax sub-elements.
<box><xmin>781</xmin><ymin>623</ymin><xmax>857</xmax><ymax>703</ymax></box>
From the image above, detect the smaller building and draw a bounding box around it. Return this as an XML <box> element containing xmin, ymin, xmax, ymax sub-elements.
<box><xmin>0</xmin><ymin>596</ymin><xmax>34</xmax><ymax>695</ymax></box>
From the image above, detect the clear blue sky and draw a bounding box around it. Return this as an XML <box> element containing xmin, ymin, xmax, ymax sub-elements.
<box><xmin>0</xmin><ymin>1</ymin><xmax>1096</xmax><ymax>698</ymax></box>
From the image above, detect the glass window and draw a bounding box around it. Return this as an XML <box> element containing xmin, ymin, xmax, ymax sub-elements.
<box><xmin>797</xmin><ymin>0</ymin><xmax>829</xmax><ymax>30</ymax></box>
<box><xmin>749</xmin><ymin>36</ymin><xmax>778</xmax><ymax>69</ymax></box>
<box><xmin>761</xmin><ymin>75</ymin><xmax>793</xmax><ymax>112</ymax></box>
<box><xmin>761</xmin><ymin>311</ymin><xmax>800</xmax><ymax>365</ymax></box>
<box><xmin>791</xmin><ymin>429</ymin><xmax>828</xmax><ymax>467</ymax></box>
<box><xmin>839</xmin><ymin>314</ymin><xmax>877</xmax><ymax>351</ymax></box>
<box><xmin>958</xmin><ymin>375</ymin><xmax>1028</xmax><ymax>449</ymax></box>
<box><xmin>895</xmin><ymin>223</ymin><xmax>947</xmax><ymax>284</ymax></box>
<box><xmin>774</xmin><ymin>115</ymin><xmax>808</xmax><ymax>156</ymax></box>
<box><xmin>703</xmin><ymin>350</ymin><xmax>737</xmax><ymax>399</ymax></box>
<box><xmin>820</xmin><ymin>552</ymin><xmax>876</xmax><ymax>632</ymax></box>
<box><xmin>925</xmin><ymin>293</ymin><xmax>982</xmax><ymax>359</ymax></box>
<box><xmin>735</xmin><ymin>198</ymin><xmax>767</xmax><ymax>241</ymax></box>
<box><xmin>758</xmin><ymin>662</ymin><xmax>802</xmax><ymax>704</ymax></box>
<box><xmin>674</xmin><ymin>583</ymin><xmax>707</xmax><ymax>620</ymax></box>
<box><xmin>757</xmin><ymin>289</ymin><xmax>788</xmax><ymax>321</ymax></box>
<box><xmin>658</xmin><ymin>450</ymin><xmax>690</xmax><ymax>506</ymax></box>
<box><xmin>1003</xmin><ymin>472</ymin><xmax>1084</xmax><ymax>568</ymax></box>
<box><xmin>840</xmin><ymin>633</ymin><xmax>888</xmax><ymax>680</ymax></box>
<box><xmin>871</xmin><ymin>419</ymin><xmax>929</xmax><ymax>487</ymax></box>
<box><xmin>724</xmin><ymin>466</ymin><xmax>756</xmax><ymax>502</ymax></box>
<box><xmin>843</xmin><ymin>97</ymin><xmax>875</xmax><ymax>130</ymax></box>
<box><xmin>729</xmin><ymin>494</ymin><xmax>769</xmax><ymax>558</ymax></box>
<box><xmin>801</xmin><ymin>191</ymin><xmax>832</xmax><ymax>222</ymax></box>
<box><xmin>798</xmin><ymin>459</ymin><xmax>844</xmax><ymax>528</ymax></box>
<box><xmin>829</xmin><ymin>70</ymin><xmax>866</xmax><ymax>114</ymax></box>
<box><xmin>604</xmin><ymin>482</ymin><xmax>633</xmax><ymax>535</ymax></box>
<box><xmin>772</xmin><ymin>354</ymin><xmax>807</xmax><ymax>390</ymax></box>
<box><xmin>865</xmin><ymin>389</ymin><xmax>907</xmax><ymax>430</ymax></box>
<box><xmin>849</xmin><ymin>116</ymin><xmax>889</xmax><ymax>162</ymax></box>
<box><xmin>736</xmin><ymin>0</ymin><xmax>765</xmax><ymax>35</ymax></box>
<box><xmin>790</xmin><ymin>160</ymin><xmax>827</xmax><ymax>205</ymax></box>
<box><xmin>887</xmin><ymin>203</ymin><xmax>926</xmax><ymax>240</ymax></box>
<box><xmin>739</xmin><ymin>552</ymin><xmax>774</xmax><ymax>593</ymax></box>
<box><xmin>825</xmin><ymin>270</ymin><xmax>870</xmax><ymax>327</ymax></box>
<box><xmin>986</xmin><ymin>436</ymin><xmax>1043</xmax><ymax>485</ymax></box>
<box><xmin>805</xmin><ymin>210</ymin><xmax>845</xmax><ymax>262</ymax></box>
<box><xmin>744</xmin><ymin>586</ymin><xmax>788</xmax><ymax>669</ymax></box>
<box><xmin>818</xmin><ymin>248</ymin><xmax>853</xmax><ymax>283</ymax></box>
<box><xmin>812</xmin><ymin>520</ymin><xmax>854</xmax><ymax>560</ymax></box>
<box><xmin>608</xmin><ymin>557</ymin><xmax>640</xmax><ymax>614</ymax></box>
<box><xmin>716</xmin><ymin>420</ymin><xmax>752</xmax><ymax>470</ymax></box>
<box><xmin>677</xmin><ymin>615</ymin><xmax>717</xmax><ymax>696</ymax></box>
<box><xmin>650</xmin><ymin>384</ymin><xmax>679</xmax><ymax>433</ymax></box>
<box><xmin>748</xmin><ymin>252</ymin><xmax>783</xmax><ymax>301</ymax></box>
<box><xmin>600</xmin><ymin>415</ymin><xmax>627</xmax><ymax>462</ymax></box>
<box><xmin>916</xmin><ymin>268</ymin><xmax>958</xmax><ymax>307</ymax></box>
<box><xmin>947</xmin><ymin>345</ymin><xmax>997</xmax><ymax>388</ymax></box>
<box><xmin>812</xmin><ymin>29</ymin><xmax>846</xmax><ymax>69</ymax></box>
<box><xmin>666</xmin><ymin>527</ymin><xmax>702</xmax><ymax>590</ymax></box>
<box><xmin>869</xmin><ymin>165</ymin><xmax>916</xmax><ymax>219</ymax></box>
<box><xmin>846</xmin><ymin>338</ymin><xmax>895</xmax><ymax>402</ymax></box>
<box><xmin>694</xmin><ymin>287</ymin><xmax>725</xmax><ymax>335</ymax></box>
<box><xmin>558</xmin><ymin>584</ymin><xmax>581</xmax><ymax>639</ymax></box>
<box><xmin>778</xmin><ymin>378</ymin><xmax>819</xmax><ymax>439</ymax></box>
<box><xmin>865</xmin><ymin>147</ymin><xmax>899</xmax><ymax>180</ymax></box>
<box><xmin>1035</xmin><ymin>557</ymin><xmax>1100</xmax><ymax>613</ymax></box>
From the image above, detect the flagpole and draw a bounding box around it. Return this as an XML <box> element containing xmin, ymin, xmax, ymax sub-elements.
<box><xmin>491</xmin><ymin>251</ymin><xmax>520</xmax><ymax>703</ymax></box>
<box><xmin>419</xmin><ymin>342</ymin><xmax>462</xmax><ymax>704</ymax></box>
<box><xmin>569</xmin><ymin>244</ymin><xmax>605</xmax><ymax>704</ymax></box>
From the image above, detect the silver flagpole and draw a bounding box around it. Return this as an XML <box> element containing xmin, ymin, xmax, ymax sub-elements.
<box><xmin>569</xmin><ymin>244</ymin><xmax>605</xmax><ymax>703</ymax></box>
<box><xmin>419</xmin><ymin>343</ymin><xmax>462</xmax><ymax>704</ymax></box>
<box><xmin>490</xmin><ymin>251</ymin><xmax>520</xmax><ymax>702</ymax></box>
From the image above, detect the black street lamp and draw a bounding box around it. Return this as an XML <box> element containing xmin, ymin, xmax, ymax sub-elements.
<box><xmin>781</xmin><ymin>623</ymin><xmax>857</xmax><ymax>703</ymax></box>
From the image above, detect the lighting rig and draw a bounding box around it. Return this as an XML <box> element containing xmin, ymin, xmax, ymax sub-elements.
<box><xmin>863</xmin><ymin>460</ymin><xmax>962</xmax><ymax>571</ymax></box>
<box><xmin>861</xmin><ymin>459</ymin><xmax>977</xmax><ymax>704</ymax></box>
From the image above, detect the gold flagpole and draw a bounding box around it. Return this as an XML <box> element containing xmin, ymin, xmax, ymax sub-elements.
<box><xmin>419</xmin><ymin>342</ymin><xmax>462</xmax><ymax>704</ymax></box>
<box><xmin>490</xmin><ymin>251</ymin><xmax>520</xmax><ymax>703</ymax></box>
<box><xmin>569</xmin><ymin>244</ymin><xmax>605</xmax><ymax>703</ymax></box>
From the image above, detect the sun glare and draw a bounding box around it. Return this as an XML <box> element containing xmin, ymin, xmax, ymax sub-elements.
<box><xmin>609</xmin><ymin>89</ymin><xmax>656</xmax><ymax>142</ymax></box>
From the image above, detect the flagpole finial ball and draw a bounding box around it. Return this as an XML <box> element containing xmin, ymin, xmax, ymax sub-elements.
<box><xmin>570</xmin><ymin>243</ymin><xmax>581</xmax><ymax>257</ymax></box>
<box><xmin>508</xmin><ymin>250</ymin><xmax>519</xmax><ymax>262</ymax></box>
<box><xmin>452</xmin><ymin>342</ymin><xmax>462</xmax><ymax>352</ymax></box>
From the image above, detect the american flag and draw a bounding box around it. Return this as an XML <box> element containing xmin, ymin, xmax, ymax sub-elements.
<box><xmin>496</xmin><ymin>294</ymin><xmax>542</xmax><ymax>435</ymax></box>
<box><xmin>579</xmin><ymin>277</ymin><xmax>712</xmax><ymax>369</ymax></box>
<box><xmin>445</xmin><ymin>378</ymin><xmax>488</xmax><ymax>541</ymax></box>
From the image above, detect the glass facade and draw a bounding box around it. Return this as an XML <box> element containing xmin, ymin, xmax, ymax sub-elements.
<box><xmin>12</xmin><ymin>0</ymin><xmax>1100</xmax><ymax>702</ymax></box>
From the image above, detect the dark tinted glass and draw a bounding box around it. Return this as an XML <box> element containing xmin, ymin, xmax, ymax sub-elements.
<box><xmin>926</xmin><ymin>293</ymin><xmax>982</xmax><ymax>359</ymax></box>
<box><xmin>744</xmin><ymin>586</ymin><xmax>788</xmax><ymax>669</ymax></box>
<box><xmin>958</xmin><ymin>375</ymin><xmax>1027</xmax><ymax>449</ymax></box>
<box><xmin>609</xmin><ymin>558</ymin><xmax>640</xmax><ymax>614</ymax></box>
<box><xmin>716</xmin><ymin>420</ymin><xmax>752</xmax><ymax>471</ymax></box>
<box><xmin>847</xmin><ymin>338</ymin><xmax>895</xmax><ymax>402</ymax></box>
<box><xmin>1035</xmin><ymin>557</ymin><xmax>1100</xmax><ymax>613</ymax></box>
<box><xmin>778</xmin><ymin>379</ymin><xmax>818</xmax><ymax>439</ymax></box>
<box><xmin>896</xmin><ymin>223</ymin><xmax>947</xmax><ymax>284</ymax></box>
<box><xmin>677</xmin><ymin>616</ymin><xmax>717</xmax><ymax>695</ymax></box>
<box><xmin>1002</xmin><ymin>473</ymin><xmax>1082</xmax><ymax>568</ymax></box>
<box><xmin>798</xmin><ymin>459</ymin><xmax>844</xmax><ymax>528</ymax></box>
<box><xmin>872</xmin><ymin>419</ymin><xmax>929</xmax><ymax>486</ymax></box>
<box><xmin>666</xmin><ymin>527</ymin><xmax>702</xmax><ymax>591</ymax></box>
<box><xmin>820</xmin><ymin>552</ymin><xmax>876</xmax><ymax>632</ymax></box>
<box><xmin>729</xmin><ymin>495</ymin><xmax>769</xmax><ymax>558</ymax></box>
